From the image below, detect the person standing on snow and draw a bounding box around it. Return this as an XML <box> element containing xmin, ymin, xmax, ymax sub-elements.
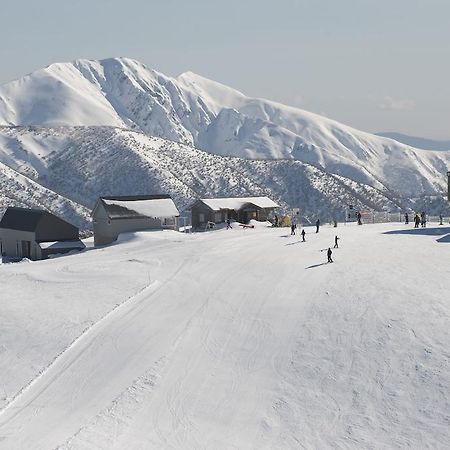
<box><xmin>414</xmin><ymin>213</ymin><xmax>420</xmax><ymax>228</ymax></box>
<box><xmin>290</xmin><ymin>223</ymin><xmax>296</xmax><ymax>235</ymax></box>
<box><xmin>357</xmin><ymin>211</ymin><xmax>362</xmax><ymax>225</ymax></box>
<box><xmin>327</xmin><ymin>248</ymin><xmax>333</xmax><ymax>263</ymax></box>
<box><xmin>334</xmin><ymin>235</ymin><xmax>339</xmax><ymax>248</ymax></box>
<box><xmin>301</xmin><ymin>229</ymin><xmax>306</xmax><ymax>242</ymax></box>
<box><xmin>405</xmin><ymin>213</ymin><xmax>409</xmax><ymax>225</ymax></box>
<box><xmin>226</xmin><ymin>219</ymin><xmax>232</xmax><ymax>230</ymax></box>
<box><xmin>420</xmin><ymin>211</ymin><xmax>427</xmax><ymax>228</ymax></box>
<box><xmin>315</xmin><ymin>219</ymin><xmax>320</xmax><ymax>233</ymax></box>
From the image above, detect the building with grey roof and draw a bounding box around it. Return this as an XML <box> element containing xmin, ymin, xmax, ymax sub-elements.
<box><xmin>0</xmin><ymin>207</ymin><xmax>85</xmax><ymax>261</ymax></box>
<box><xmin>92</xmin><ymin>195</ymin><xmax>180</xmax><ymax>246</ymax></box>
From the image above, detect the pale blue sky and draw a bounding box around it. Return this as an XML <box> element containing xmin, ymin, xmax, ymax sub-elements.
<box><xmin>1</xmin><ymin>0</ymin><xmax>449</xmax><ymax>138</ymax></box>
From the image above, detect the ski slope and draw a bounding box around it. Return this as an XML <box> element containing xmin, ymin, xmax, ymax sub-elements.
<box><xmin>0</xmin><ymin>223</ymin><xmax>450</xmax><ymax>449</ymax></box>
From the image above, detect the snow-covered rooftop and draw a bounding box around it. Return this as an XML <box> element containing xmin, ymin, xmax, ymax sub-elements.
<box><xmin>199</xmin><ymin>196</ymin><xmax>279</xmax><ymax>211</ymax></box>
<box><xmin>102</xmin><ymin>198</ymin><xmax>179</xmax><ymax>219</ymax></box>
<box><xmin>38</xmin><ymin>240</ymin><xmax>86</xmax><ymax>250</ymax></box>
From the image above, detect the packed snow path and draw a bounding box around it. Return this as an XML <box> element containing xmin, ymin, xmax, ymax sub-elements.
<box><xmin>0</xmin><ymin>223</ymin><xmax>450</xmax><ymax>449</ymax></box>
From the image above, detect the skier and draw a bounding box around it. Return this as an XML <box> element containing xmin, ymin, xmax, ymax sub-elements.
<box><xmin>334</xmin><ymin>235</ymin><xmax>339</xmax><ymax>248</ymax></box>
<box><xmin>414</xmin><ymin>213</ymin><xmax>420</xmax><ymax>228</ymax></box>
<box><xmin>439</xmin><ymin>214</ymin><xmax>443</xmax><ymax>225</ymax></box>
<box><xmin>327</xmin><ymin>248</ymin><xmax>333</xmax><ymax>263</ymax></box>
<box><xmin>420</xmin><ymin>211</ymin><xmax>427</xmax><ymax>228</ymax></box>
<box><xmin>315</xmin><ymin>219</ymin><xmax>320</xmax><ymax>233</ymax></box>
<box><xmin>301</xmin><ymin>229</ymin><xmax>306</xmax><ymax>242</ymax></box>
<box><xmin>357</xmin><ymin>211</ymin><xmax>362</xmax><ymax>225</ymax></box>
<box><xmin>226</xmin><ymin>219</ymin><xmax>232</xmax><ymax>230</ymax></box>
<box><xmin>290</xmin><ymin>223</ymin><xmax>296</xmax><ymax>236</ymax></box>
<box><xmin>274</xmin><ymin>215</ymin><xmax>279</xmax><ymax>227</ymax></box>
<box><xmin>405</xmin><ymin>212</ymin><xmax>409</xmax><ymax>225</ymax></box>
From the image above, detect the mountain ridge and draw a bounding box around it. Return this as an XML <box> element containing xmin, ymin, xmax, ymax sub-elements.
<box><xmin>376</xmin><ymin>132</ymin><xmax>450</xmax><ymax>152</ymax></box>
<box><xmin>0</xmin><ymin>125</ymin><xmax>408</xmax><ymax>227</ymax></box>
<box><xmin>0</xmin><ymin>57</ymin><xmax>449</xmax><ymax>225</ymax></box>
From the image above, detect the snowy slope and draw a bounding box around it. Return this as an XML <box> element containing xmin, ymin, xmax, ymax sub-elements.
<box><xmin>0</xmin><ymin>126</ymin><xmax>406</xmax><ymax>225</ymax></box>
<box><xmin>1</xmin><ymin>57</ymin><xmax>449</xmax><ymax>200</ymax></box>
<box><xmin>0</xmin><ymin>160</ymin><xmax>90</xmax><ymax>230</ymax></box>
<box><xmin>1</xmin><ymin>223</ymin><xmax>450</xmax><ymax>448</ymax></box>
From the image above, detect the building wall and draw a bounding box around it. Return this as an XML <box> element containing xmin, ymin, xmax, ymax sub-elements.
<box><xmin>191</xmin><ymin>205</ymin><xmax>214</xmax><ymax>229</ymax></box>
<box><xmin>191</xmin><ymin>203</ymin><xmax>275</xmax><ymax>229</ymax></box>
<box><xmin>0</xmin><ymin>229</ymin><xmax>41</xmax><ymax>260</ymax></box>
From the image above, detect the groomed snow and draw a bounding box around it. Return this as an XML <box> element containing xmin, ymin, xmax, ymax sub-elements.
<box><xmin>0</xmin><ymin>222</ymin><xmax>450</xmax><ymax>449</ymax></box>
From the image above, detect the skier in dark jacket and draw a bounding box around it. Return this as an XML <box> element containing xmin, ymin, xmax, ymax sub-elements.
<box><xmin>334</xmin><ymin>236</ymin><xmax>339</xmax><ymax>248</ymax></box>
<box><xmin>420</xmin><ymin>211</ymin><xmax>427</xmax><ymax>227</ymax></box>
<box><xmin>290</xmin><ymin>223</ymin><xmax>296</xmax><ymax>235</ymax></box>
<box><xmin>405</xmin><ymin>213</ymin><xmax>409</xmax><ymax>224</ymax></box>
<box><xmin>327</xmin><ymin>248</ymin><xmax>333</xmax><ymax>263</ymax></box>
<box><xmin>301</xmin><ymin>229</ymin><xmax>306</xmax><ymax>242</ymax></box>
<box><xmin>316</xmin><ymin>219</ymin><xmax>320</xmax><ymax>233</ymax></box>
<box><xmin>357</xmin><ymin>211</ymin><xmax>362</xmax><ymax>225</ymax></box>
<box><xmin>226</xmin><ymin>219</ymin><xmax>232</xmax><ymax>230</ymax></box>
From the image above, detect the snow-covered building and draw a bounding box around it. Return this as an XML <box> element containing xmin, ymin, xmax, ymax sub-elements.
<box><xmin>0</xmin><ymin>207</ymin><xmax>85</xmax><ymax>261</ymax></box>
<box><xmin>92</xmin><ymin>195</ymin><xmax>180</xmax><ymax>246</ymax></box>
<box><xmin>190</xmin><ymin>196</ymin><xmax>279</xmax><ymax>229</ymax></box>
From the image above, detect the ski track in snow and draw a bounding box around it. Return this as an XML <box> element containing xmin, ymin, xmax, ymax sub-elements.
<box><xmin>0</xmin><ymin>224</ymin><xmax>450</xmax><ymax>449</ymax></box>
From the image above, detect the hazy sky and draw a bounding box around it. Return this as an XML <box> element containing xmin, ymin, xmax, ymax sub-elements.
<box><xmin>1</xmin><ymin>0</ymin><xmax>449</xmax><ymax>138</ymax></box>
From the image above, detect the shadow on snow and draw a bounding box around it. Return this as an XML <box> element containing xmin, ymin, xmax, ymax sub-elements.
<box><xmin>305</xmin><ymin>262</ymin><xmax>331</xmax><ymax>269</ymax></box>
<box><xmin>383</xmin><ymin>227</ymin><xmax>450</xmax><ymax>243</ymax></box>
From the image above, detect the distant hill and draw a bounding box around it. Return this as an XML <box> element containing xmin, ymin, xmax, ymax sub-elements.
<box><xmin>376</xmin><ymin>132</ymin><xmax>450</xmax><ymax>151</ymax></box>
<box><xmin>0</xmin><ymin>126</ymin><xmax>407</xmax><ymax>226</ymax></box>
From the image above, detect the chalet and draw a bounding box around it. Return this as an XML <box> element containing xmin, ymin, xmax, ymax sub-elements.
<box><xmin>92</xmin><ymin>195</ymin><xmax>180</xmax><ymax>246</ymax></box>
<box><xmin>0</xmin><ymin>207</ymin><xmax>85</xmax><ymax>261</ymax></box>
<box><xmin>190</xmin><ymin>196</ymin><xmax>279</xmax><ymax>229</ymax></box>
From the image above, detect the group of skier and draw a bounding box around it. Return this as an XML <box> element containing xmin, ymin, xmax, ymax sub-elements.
<box><xmin>405</xmin><ymin>211</ymin><xmax>427</xmax><ymax>228</ymax></box>
<box><xmin>290</xmin><ymin>216</ymin><xmax>340</xmax><ymax>264</ymax></box>
<box><xmin>273</xmin><ymin>213</ymin><xmax>342</xmax><ymax>264</ymax></box>
<box><xmin>414</xmin><ymin>212</ymin><xmax>427</xmax><ymax>228</ymax></box>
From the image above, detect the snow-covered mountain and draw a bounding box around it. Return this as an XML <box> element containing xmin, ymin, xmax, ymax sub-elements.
<box><xmin>1</xmin><ymin>57</ymin><xmax>449</xmax><ymax>202</ymax></box>
<box><xmin>0</xmin><ymin>126</ymin><xmax>405</xmax><ymax>226</ymax></box>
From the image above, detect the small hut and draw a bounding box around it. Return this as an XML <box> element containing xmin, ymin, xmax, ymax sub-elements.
<box><xmin>92</xmin><ymin>195</ymin><xmax>180</xmax><ymax>246</ymax></box>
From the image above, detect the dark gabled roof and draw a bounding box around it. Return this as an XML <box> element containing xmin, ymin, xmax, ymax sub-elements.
<box><xmin>0</xmin><ymin>208</ymin><xmax>79</xmax><ymax>243</ymax></box>
<box><xmin>0</xmin><ymin>207</ymin><xmax>48</xmax><ymax>232</ymax></box>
